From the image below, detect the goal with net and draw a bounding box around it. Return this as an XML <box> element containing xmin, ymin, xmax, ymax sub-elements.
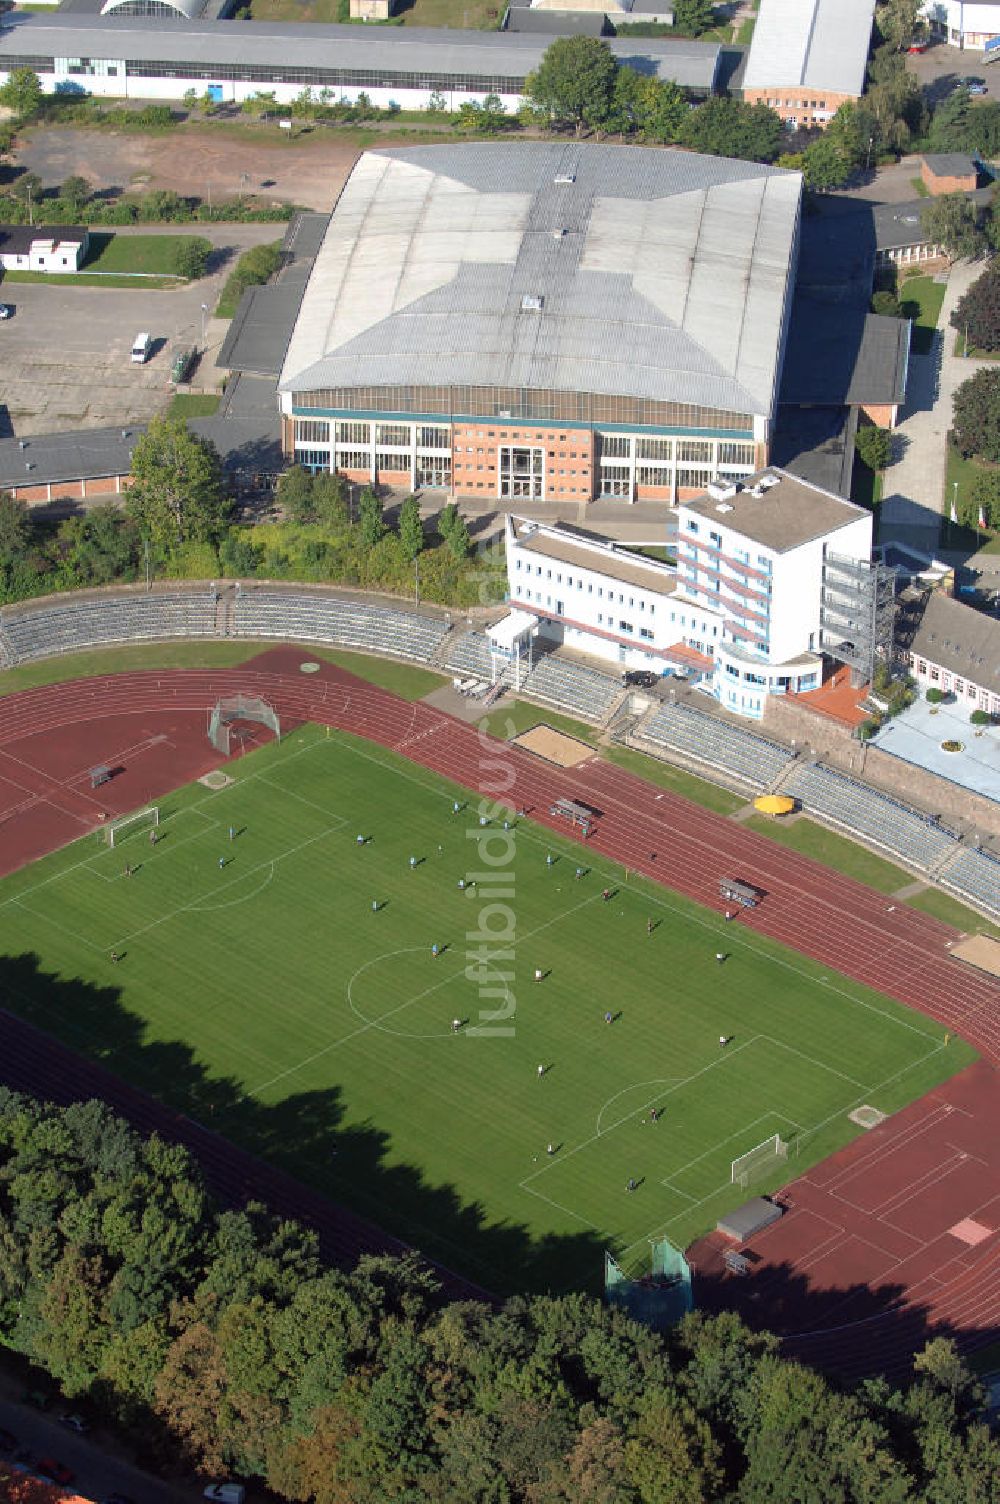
<box><xmin>731</xmin><ymin>1132</ymin><xmax>788</xmax><ymax>1190</ymax></box>
<box><xmin>104</xmin><ymin>806</ymin><xmax>159</xmax><ymax>847</ymax></box>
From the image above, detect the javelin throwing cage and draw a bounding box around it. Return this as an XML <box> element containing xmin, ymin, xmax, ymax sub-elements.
<box><xmin>208</xmin><ymin>695</ymin><xmax>281</xmax><ymax>756</ymax></box>
<box><xmin>604</xmin><ymin>1239</ymin><xmax>693</xmax><ymax>1332</ymax></box>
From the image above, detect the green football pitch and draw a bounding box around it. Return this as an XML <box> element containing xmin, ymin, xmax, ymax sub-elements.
<box><xmin>0</xmin><ymin>726</ymin><xmax>974</xmax><ymax>1294</ymax></box>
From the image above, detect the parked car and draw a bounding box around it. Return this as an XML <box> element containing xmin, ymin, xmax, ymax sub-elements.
<box><xmin>37</xmin><ymin>1459</ymin><xmax>74</xmax><ymax>1486</ymax></box>
<box><xmin>958</xmin><ymin>76</ymin><xmax>988</xmax><ymax>95</ymax></box>
<box><xmin>0</xmin><ymin>1429</ymin><xmax>18</xmax><ymax>1454</ymax></box>
<box><xmin>59</xmin><ymin>1412</ymin><xmax>89</xmax><ymax>1434</ymax></box>
<box><xmin>906</xmin><ymin>36</ymin><xmax>928</xmax><ymax>52</ymax></box>
<box><xmin>204</xmin><ymin>1485</ymin><xmax>245</xmax><ymax>1504</ymax></box>
<box><xmin>623</xmin><ymin>670</ymin><xmax>659</xmax><ymax>689</ymax></box>
<box><xmin>0</xmin><ymin>303</ymin><xmax>13</xmax><ymax>320</ymax></box>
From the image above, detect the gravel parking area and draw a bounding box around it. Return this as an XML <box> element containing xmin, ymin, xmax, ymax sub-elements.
<box><xmin>0</xmin><ymin>225</ymin><xmax>281</xmax><ymax>435</ymax></box>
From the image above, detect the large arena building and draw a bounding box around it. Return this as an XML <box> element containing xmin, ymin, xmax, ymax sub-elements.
<box><xmin>278</xmin><ymin>143</ymin><xmax>803</xmax><ymax>506</ymax></box>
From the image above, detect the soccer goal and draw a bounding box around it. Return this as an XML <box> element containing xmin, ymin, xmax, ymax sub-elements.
<box><xmin>105</xmin><ymin>806</ymin><xmax>159</xmax><ymax>847</ymax></box>
<box><xmin>731</xmin><ymin>1133</ymin><xmax>788</xmax><ymax>1190</ymax></box>
<box><xmin>208</xmin><ymin>695</ymin><xmax>280</xmax><ymax>757</ymax></box>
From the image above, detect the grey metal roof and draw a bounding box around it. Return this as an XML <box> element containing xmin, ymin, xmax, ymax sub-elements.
<box><xmin>742</xmin><ymin>0</ymin><xmax>875</xmax><ymax>96</ymax></box>
<box><xmin>0</xmin><ymin>426</ymin><xmax>141</xmax><ymax>489</ymax></box>
<box><xmin>280</xmin><ymin>142</ymin><xmax>802</xmax><ymax>420</ymax></box>
<box><xmin>922</xmin><ymin>152</ymin><xmax>978</xmax><ymax>178</ymax></box>
<box><xmin>910</xmin><ymin>590</ymin><xmax>1000</xmax><ymax>689</ymax></box>
<box><xmin>505</xmin><ymin>9</ymin><xmax>610</xmax><ymax>35</ymax></box>
<box><xmin>0</xmin><ymin>13</ymin><xmax>721</xmax><ymax>90</ymax></box>
<box><xmin>781</xmin><ymin>307</ymin><xmax>909</xmax><ymax>407</ymax></box>
<box><xmin>682</xmin><ymin>467</ymin><xmax>868</xmax><ymax>553</ymax></box>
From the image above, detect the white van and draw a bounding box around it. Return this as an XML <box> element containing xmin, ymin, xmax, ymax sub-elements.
<box><xmin>131</xmin><ymin>332</ymin><xmax>152</xmax><ymax>364</ymax></box>
<box><xmin>203</xmin><ymin>1486</ymin><xmax>245</xmax><ymax>1504</ymax></box>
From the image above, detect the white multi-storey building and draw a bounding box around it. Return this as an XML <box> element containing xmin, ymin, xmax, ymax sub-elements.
<box><xmin>505</xmin><ymin>468</ymin><xmax>877</xmax><ymax>720</ymax></box>
<box><xmin>676</xmin><ymin>470</ymin><xmax>874</xmax><ymax>718</ymax></box>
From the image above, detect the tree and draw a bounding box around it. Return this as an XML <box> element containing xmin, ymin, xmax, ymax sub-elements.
<box><xmin>635</xmin><ymin>77</ymin><xmax>687</xmax><ymax>143</ymax></box>
<box><xmin>965</xmin><ymin>469</ymin><xmax>1000</xmax><ymax>530</ymax></box>
<box><xmin>125</xmin><ymin>417</ymin><xmax>227</xmax><ymax>549</ymax></box>
<box><xmin>679</xmin><ymin>97</ymin><xmax>784</xmax><ymax>163</ymax></box>
<box><xmin>0</xmin><ymin>494</ymin><xmax>29</xmax><ymax>570</ymax></box>
<box><xmin>59</xmin><ymin>176</ymin><xmax>91</xmax><ymax>215</ymax></box>
<box><xmin>953</xmin><ymin>367</ymin><xmax>1000</xmax><ymax>461</ymax></box>
<box><xmin>866</xmin><ymin>45</ymin><xmax>927</xmax><ymax>151</ymax></box>
<box><xmin>672</xmin><ymin>0</ymin><xmax>716</xmax><ymax>34</ymax></box>
<box><xmin>312</xmin><ymin>471</ymin><xmax>347</xmax><ymax>527</ymax></box>
<box><xmin>172</xmin><ymin>238</ymin><xmax>211</xmax><ymax>281</ymax></box>
<box><xmin>10</xmin><ymin>172</ymin><xmax>41</xmax><ymax>208</ymax></box>
<box><xmin>802</xmin><ymin>133</ymin><xmax>854</xmax><ymax>191</ymax></box>
<box><xmin>398</xmin><ymin>496</ymin><xmax>424</xmax><ymax>562</ymax></box>
<box><xmin>855</xmin><ymin>425</ymin><xmax>893</xmax><ymax>473</ymax></box>
<box><xmin>927</xmin><ymin>86</ymin><xmax>973</xmax><ymax>152</ymax></box>
<box><xmin>426</xmin><ymin>91</ymin><xmax>447</xmax><ymax>116</ymax></box>
<box><xmin>525</xmin><ymin>38</ymin><xmax>618</xmax><ymax>135</ymax></box>
<box><xmin>0</xmin><ymin>68</ymin><xmax>43</xmax><ymax>119</ymax></box>
<box><xmin>277</xmin><ymin>465</ymin><xmax>316</xmax><ymax>523</ymax></box>
<box><xmin>872</xmin><ymin>289</ymin><xmax>903</xmax><ymax>318</ymax></box>
<box><xmin>921</xmin><ymin>194</ymin><xmax>987</xmax><ymax>261</ymax></box>
<box><xmin>876</xmin><ymin>0</ymin><xmax>922</xmax><ymax>50</ymax></box>
<box><xmin>182</xmin><ymin>88</ymin><xmax>198</xmax><ymax>112</ymax></box>
<box><xmin>971</xmin><ymin>708</ymin><xmax>991</xmax><ymax>725</ymax></box>
<box><xmin>358</xmin><ymin>486</ymin><xmax>386</xmax><ymax>549</ymax></box>
<box><xmin>951</xmin><ymin>264</ymin><xmax>1000</xmax><ymax>353</ymax></box>
<box><xmin>926</xmin><ymin>686</ymin><xmax>945</xmax><ymax>704</ymax></box>
<box><xmin>445</xmin><ymin>511</ymin><xmax>471</xmax><ymax>560</ymax></box>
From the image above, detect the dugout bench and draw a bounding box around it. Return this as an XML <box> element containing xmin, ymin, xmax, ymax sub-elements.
<box><xmin>719</xmin><ymin>878</ymin><xmax>761</xmax><ymax>910</ymax></box>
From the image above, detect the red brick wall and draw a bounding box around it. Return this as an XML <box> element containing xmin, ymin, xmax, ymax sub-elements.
<box><xmin>920</xmin><ymin>160</ymin><xmax>977</xmax><ymax>195</ymax></box>
<box><xmin>451</xmin><ymin>423</ymin><xmax>595</xmax><ymax>500</ymax></box>
<box><xmin>743</xmin><ymin>85</ymin><xmax>854</xmax><ymax>129</ymax></box>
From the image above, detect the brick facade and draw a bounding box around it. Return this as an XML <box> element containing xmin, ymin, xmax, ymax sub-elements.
<box><xmin>742</xmin><ymin>85</ymin><xmax>855</xmax><ymax>130</ymax></box>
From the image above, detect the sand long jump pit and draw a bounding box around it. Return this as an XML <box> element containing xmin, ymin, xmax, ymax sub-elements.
<box><xmin>512</xmin><ymin>723</ymin><xmax>596</xmax><ymax>767</ymax></box>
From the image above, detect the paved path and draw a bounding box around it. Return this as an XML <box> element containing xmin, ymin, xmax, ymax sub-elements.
<box><xmin>880</xmin><ymin>261</ymin><xmax>995</xmax><ymax>556</ymax></box>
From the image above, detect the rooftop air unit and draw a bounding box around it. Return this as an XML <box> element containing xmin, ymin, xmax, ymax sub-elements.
<box><xmin>554</xmin><ymin>173</ymin><xmax>575</xmax><ymax>184</ymax></box>
<box><xmin>520</xmin><ymin>294</ymin><xmax>544</xmax><ymax>312</ymax></box>
<box><xmin>706</xmin><ymin>477</ymin><xmax>737</xmax><ymax>503</ymax></box>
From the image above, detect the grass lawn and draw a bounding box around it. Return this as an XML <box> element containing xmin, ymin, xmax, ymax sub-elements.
<box><xmin>2</xmin><ymin>232</ymin><xmax>209</xmax><ymax>290</ymax></box>
<box><xmin>941</xmin><ymin>440</ymin><xmax>1000</xmax><ymax>554</ymax></box>
<box><xmin>900</xmin><ymin>274</ymin><xmax>946</xmax><ymax>355</ymax></box>
<box><xmin>620</xmin><ymin>544</ymin><xmax>674</xmax><ymax>563</ymax></box>
<box><xmin>953</xmin><ymin>333</ymin><xmax>1000</xmax><ymax>359</ymax></box>
<box><xmin>742</xmin><ymin>815</ymin><xmax>911</xmax><ymax>894</ymax></box>
<box><xmin>166</xmin><ymin>393</ymin><xmax>220</xmax><ymax>419</ymax></box>
<box><xmin>249</xmin><ymin>0</ymin><xmax>346</xmax><ymax>19</ymax></box>
<box><xmin>602</xmin><ymin>743</ymin><xmax>746</xmax><ymax>816</ymax></box>
<box><xmin>910</xmin><ymin>176</ymin><xmax>929</xmax><ymax>198</ymax></box>
<box><xmin>478</xmin><ymin>699</ymin><xmax>598</xmax><ymax>745</ymax></box>
<box><xmin>0</xmin><ymin>727</ymin><xmax>970</xmax><ymax>1293</ymax></box>
<box><xmin>0</xmin><ymin>641</ymin><xmax>446</xmax><ymax>701</ymax></box>
<box><xmin>905</xmin><ymin>886</ymin><xmax>1000</xmax><ymax>941</ymax></box>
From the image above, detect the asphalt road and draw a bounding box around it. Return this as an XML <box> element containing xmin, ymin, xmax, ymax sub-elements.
<box><xmin>0</xmin><ymin>1396</ymin><xmax>202</xmax><ymax>1503</ymax></box>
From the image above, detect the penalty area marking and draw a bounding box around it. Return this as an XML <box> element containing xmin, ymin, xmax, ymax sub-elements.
<box><xmin>596</xmin><ymin>1079</ymin><xmax>684</xmax><ymax>1137</ymax></box>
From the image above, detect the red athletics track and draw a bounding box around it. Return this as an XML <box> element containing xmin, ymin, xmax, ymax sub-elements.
<box><xmin>2</xmin><ymin>646</ymin><xmax>1000</xmax><ymax>1378</ymax></box>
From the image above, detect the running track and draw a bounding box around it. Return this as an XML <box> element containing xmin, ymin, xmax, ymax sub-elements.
<box><xmin>2</xmin><ymin>648</ymin><xmax>1000</xmax><ymax>1379</ymax></box>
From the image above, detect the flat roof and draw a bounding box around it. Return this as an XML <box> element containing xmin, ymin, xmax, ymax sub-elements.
<box><xmin>280</xmin><ymin>142</ymin><xmax>801</xmax><ymax>420</ymax></box>
<box><xmin>782</xmin><ymin>307</ymin><xmax>909</xmax><ymax>407</ymax></box>
<box><xmin>910</xmin><ymin>590</ymin><xmax>1000</xmax><ymax>689</ymax></box>
<box><xmin>0</xmin><ymin>426</ymin><xmax>140</xmax><ymax>489</ymax></box>
<box><xmin>742</xmin><ymin>0</ymin><xmax>875</xmax><ymax>96</ymax></box>
<box><xmin>681</xmin><ymin>467</ymin><xmax>869</xmax><ymax>553</ymax></box>
<box><xmin>922</xmin><ymin>152</ymin><xmax>978</xmax><ymax>176</ymax></box>
<box><xmin>874</xmin><ymin>190</ymin><xmax>993</xmax><ymax>250</ymax></box>
<box><xmin>0</xmin><ymin>13</ymin><xmax>721</xmax><ymax>90</ymax></box>
<box><xmin>510</xmin><ymin>516</ymin><xmax>679</xmax><ymax>595</ymax></box>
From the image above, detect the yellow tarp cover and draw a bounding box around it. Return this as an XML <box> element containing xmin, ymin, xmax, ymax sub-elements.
<box><xmin>754</xmin><ymin>794</ymin><xmax>795</xmax><ymax>816</ymax></box>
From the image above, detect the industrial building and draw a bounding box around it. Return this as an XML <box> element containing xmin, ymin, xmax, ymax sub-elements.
<box><xmin>742</xmin><ymin>0</ymin><xmax>876</xmax><ymax>129</ymax></box>
<box><xmin>923</xmin><ymin>0</ymin><xmax>1000</xmax><ymax>51</ymax></box>
<box><xmin>278</xmin><ymin>142</ymin><xmax>803</xmax><ymax>505</ymax></box>
<box><xmin>504</xmin><ymin>467</ymin><xmax>889</xmax><ymax>719</ymax></box>
<box><xmin>0</xmin><ymin>13</ymin><xmax>721</xmax><ymax>109</ymax></box>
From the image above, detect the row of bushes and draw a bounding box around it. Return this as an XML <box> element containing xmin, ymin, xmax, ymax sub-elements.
<box><xmin>0</xmin><ymin>189</ymin><xmax>295</xmax><ymax>229</ymax></box>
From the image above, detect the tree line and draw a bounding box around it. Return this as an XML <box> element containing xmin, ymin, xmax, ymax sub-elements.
<box><xmin>0</xmin><ymin>1083</ymin><xmax>998</xmax><ymax>1502</ymax></box>
<box><xmin>0</xmin><ymin>422</ymin><xmax>502</xmax><ymax>612</ymax></box>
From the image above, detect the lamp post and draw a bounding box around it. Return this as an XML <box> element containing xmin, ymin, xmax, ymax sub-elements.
<box><xmin>200</xmin><ymin>302</ymin><xmax>208</xmax><ymax>347</ymax></box>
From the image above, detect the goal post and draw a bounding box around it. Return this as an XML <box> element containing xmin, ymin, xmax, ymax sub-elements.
<box><xmin>731</xmin><ymin>1132</ymin><xmax>788</xmax><ymax>1191</ymax></box>
<box><xmin>105</xmin><ymin>806</ymin><xmax>159</xmax><ymax>847</ymax></box>
<box><xmin>208</xmin><ymin>695</ymin><xmax>280</xmax><ymax>757</ymax></box>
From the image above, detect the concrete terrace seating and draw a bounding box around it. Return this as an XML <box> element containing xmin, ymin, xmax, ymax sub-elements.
<box><xmin>1</xmin><ymin>590</ymin><xmax>217</xmax><ymax>664</ymax></box>
<box><xmin>783</xmin><ymin>762</ymin><xmax>958</xmax><ymax>874</ymax></box>
<box><xmin>940</xmin><ymin>848</ymin><xmax>1000</xmax><ymax>921</ymax></box>
<box><xmin>643</xmin><ymin>701</ymin><xmax>793</xmax><ymax>788</ymax></box>
<box><xmin>523</xmin><ymin>654</ymin><xmax>622</xmax><ymax>723</ymax></box>
<box><xmin>444</xmin><ymin>630</ymin><xmax>498</xmax><ymax>680</ymax></box>
<box><xmin>0</xmin><ymin>626</ymin><xmax>14</xmax><ymax>670</ymax></box>
<box><xmin>232</xmin><ymin>590</ymin><xmax>450</xmax><ymax>663</ymax></box>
